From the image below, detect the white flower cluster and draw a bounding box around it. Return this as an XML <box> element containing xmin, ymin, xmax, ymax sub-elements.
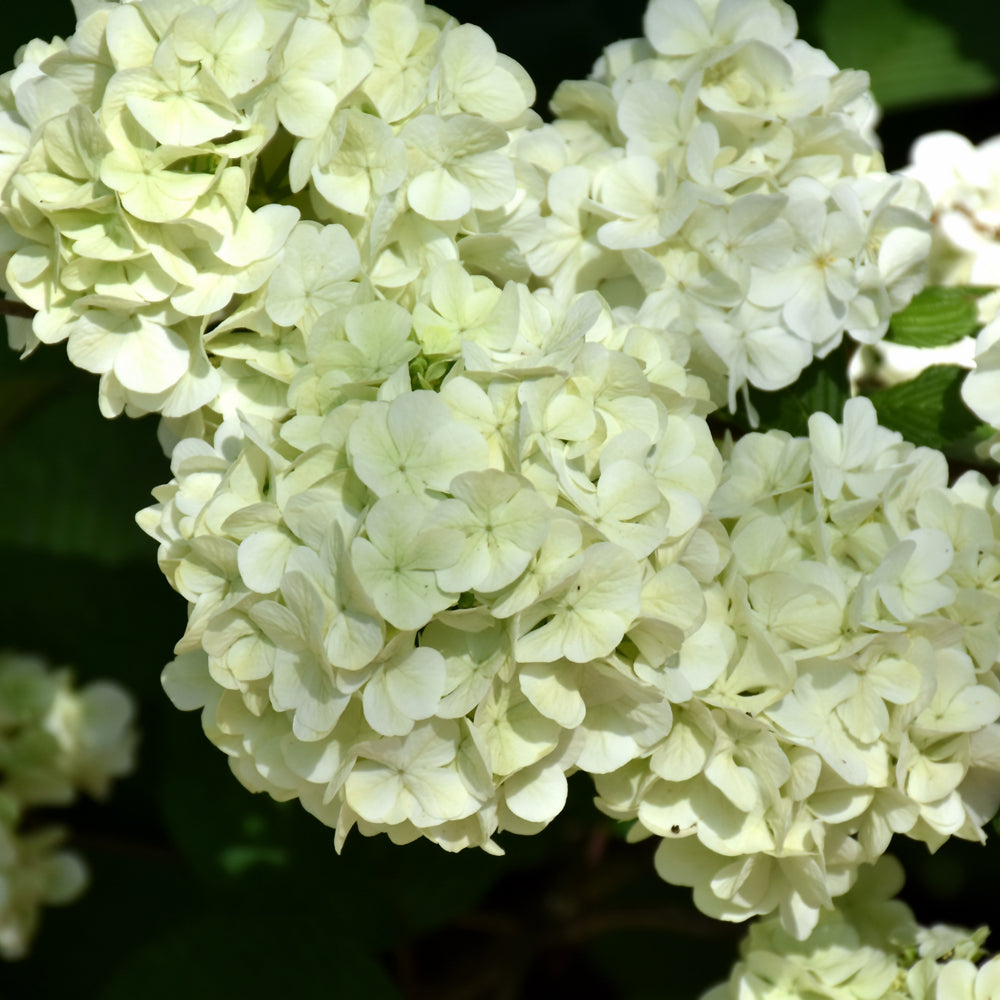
<box><xmin>702</xmin><ymin>856</ymin><xmax>1000</xmax><ymax>1000</ymax></box>
<box><xmin>6</xmin><ymin>0</ymin><xmax>995</xmax><ymax>954</ymax></box>
<box><xmin>142</xmin><ymin>278</ymin><xmax>722</xmax><ymax>853</ymax></box>
<box><xmin>0</xmin><ymin>650</ymin><xmax>136</xmax><ymax>959</ymax></box>
<box><xmin>904</xmin><ymin>131</ymin><xmax>1000</xmax><ymax>461</ymax></box>
<box><xmin>501</xmin><ymin>0</ymin><xmax>932</xmax><ymax>413</ymax></box>
<box><xmin>594</xmin><ymin>397</ymin><xmax>1000</xmax><ymax>938</ymax></box>
<box><xmin>0</xmin><ymin>0</ymin><xmax>536</xmax><ymax>421</ymax></box>
<box><xmin>905</xmin><ymin>131</ymin><xmax>1000</xmax><ymax>304</ymax></box>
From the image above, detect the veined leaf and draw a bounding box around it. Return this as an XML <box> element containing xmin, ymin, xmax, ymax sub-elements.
<box><xmin>868</xmin><ymin>363</ymin><xmax>992</xmax><ymax>458</ymax></box>
<box><xmin>887</xmin><ymin>286</ymin><xmax>995</xmax><ymax>348</ymax></box>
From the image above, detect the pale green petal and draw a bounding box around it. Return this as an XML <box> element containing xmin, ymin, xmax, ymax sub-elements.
<box><xmin>502</xmin><ymin>758</ymin><xmax>567</xmax><ymax>824</ymax></box>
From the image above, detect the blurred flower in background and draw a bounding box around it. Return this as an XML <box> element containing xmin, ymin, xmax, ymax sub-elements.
<box><xmin>0</xmin><ymin>650</ymin><xmax>136</xmax><ymax>959</ymax></box>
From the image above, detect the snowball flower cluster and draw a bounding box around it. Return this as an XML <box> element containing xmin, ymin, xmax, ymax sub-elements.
<box><xmin>500</xmin><ymin>0</ymin><xmax>931</xmax><ymax>413</ymax></box>
<box><xmin>0</xmin><ymin>0</ymin><xmax>933</xmax><ymax>425</ymax></box>
<box><xmin>905</xmin><ymin>131</ymin><xmax>1000</xmax><ymax>315</ymax></box>
<box><xmin>0</xmin><ymin>650</ymin><xmax>136</xmax><ymax>959</ymax></box>
<box><xmin>594</xmin><ymin>397</ymin><xmax>1000</xmax><ymax>938</ymax></box>
<box><xmin>899</xmin><ymin>130</ymin><xmax>1000</xmax><ymax>464</ymax></box>
<box><xmin>6</xmin><ymin>0</ymin><xmax>996</xmax><ymax>972</ymax></box>
<box><xmin>702</xmin><ymin>856</ymin><xmax>1000</xmax><ymax>1000</ymax></box>
<box><xmin>896</xmin><ymin>129</ymin><xmax>1000</xmax><ymax>459</ymax></box>
<box><xmin>142</xmin><ymin>271</ymin><xmax>723</xmax><ymax>853</ymax></box>
<box><xmin>0</xmin><ymin>0</ymin><xmax>536</xmax><ymax>422</ymax></box>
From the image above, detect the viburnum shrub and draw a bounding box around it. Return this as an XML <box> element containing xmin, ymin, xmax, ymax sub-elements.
<box><xmin>2</xmin><ymin>0</ymin><xmax>1000</xmax><ymax>989</ymax></box>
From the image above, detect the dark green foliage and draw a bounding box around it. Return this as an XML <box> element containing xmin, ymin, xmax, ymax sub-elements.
<box><xmin>868</xmin><ymin>364</ymin><xmax>993</xmax><ymax>460</ymax></box>
<box><xmin>0</xmin><ymin>343</ymin><xmax>169</xmax><ymax>565</ymax></box>
<box><xmin>816</xmin><ymin>0</ymin><xmax>998</xmax><ymax>110</ymax></box>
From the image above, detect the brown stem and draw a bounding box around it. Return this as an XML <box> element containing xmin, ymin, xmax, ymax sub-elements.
<box><xmin>0</xmin><ymin>298</ymin><xmax>36</xmax><ymax>320</ymax></box>
<box><xmin>934</xmin><ymin>204</ymin><xmax>1000</xmax><ymax>243</ymax></box>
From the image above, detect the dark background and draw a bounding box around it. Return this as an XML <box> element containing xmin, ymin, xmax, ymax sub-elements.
<box><xmin>1</xmin><ymin>2</ymin><xmax>999</xmax><ymax>997</ymax></box>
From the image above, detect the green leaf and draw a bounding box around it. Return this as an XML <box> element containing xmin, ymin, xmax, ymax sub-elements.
<box><xmin>816</xmin><ymin>0</ymin><xmax>998</xmax><ymax>110</ymax></box>
<box><xmin>867</xmin><ymin>364</ymin><xmax>992</xmax><ymax>456</ymax></box>
<box><xmin>887</xmin><ymin>286</ymin><xmax>994</xmax><ymax>348</ymax></box>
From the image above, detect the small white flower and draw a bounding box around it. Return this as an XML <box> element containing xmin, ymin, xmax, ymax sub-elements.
<box><xmin>403</xmin><ymin>114</ymin><xmax>516</xmax><ymax>222</ymax></box>
<box><xmin>351</xmin><ymin>494</ymin><xmax>464</xmax><ymax>630</ymax></box>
